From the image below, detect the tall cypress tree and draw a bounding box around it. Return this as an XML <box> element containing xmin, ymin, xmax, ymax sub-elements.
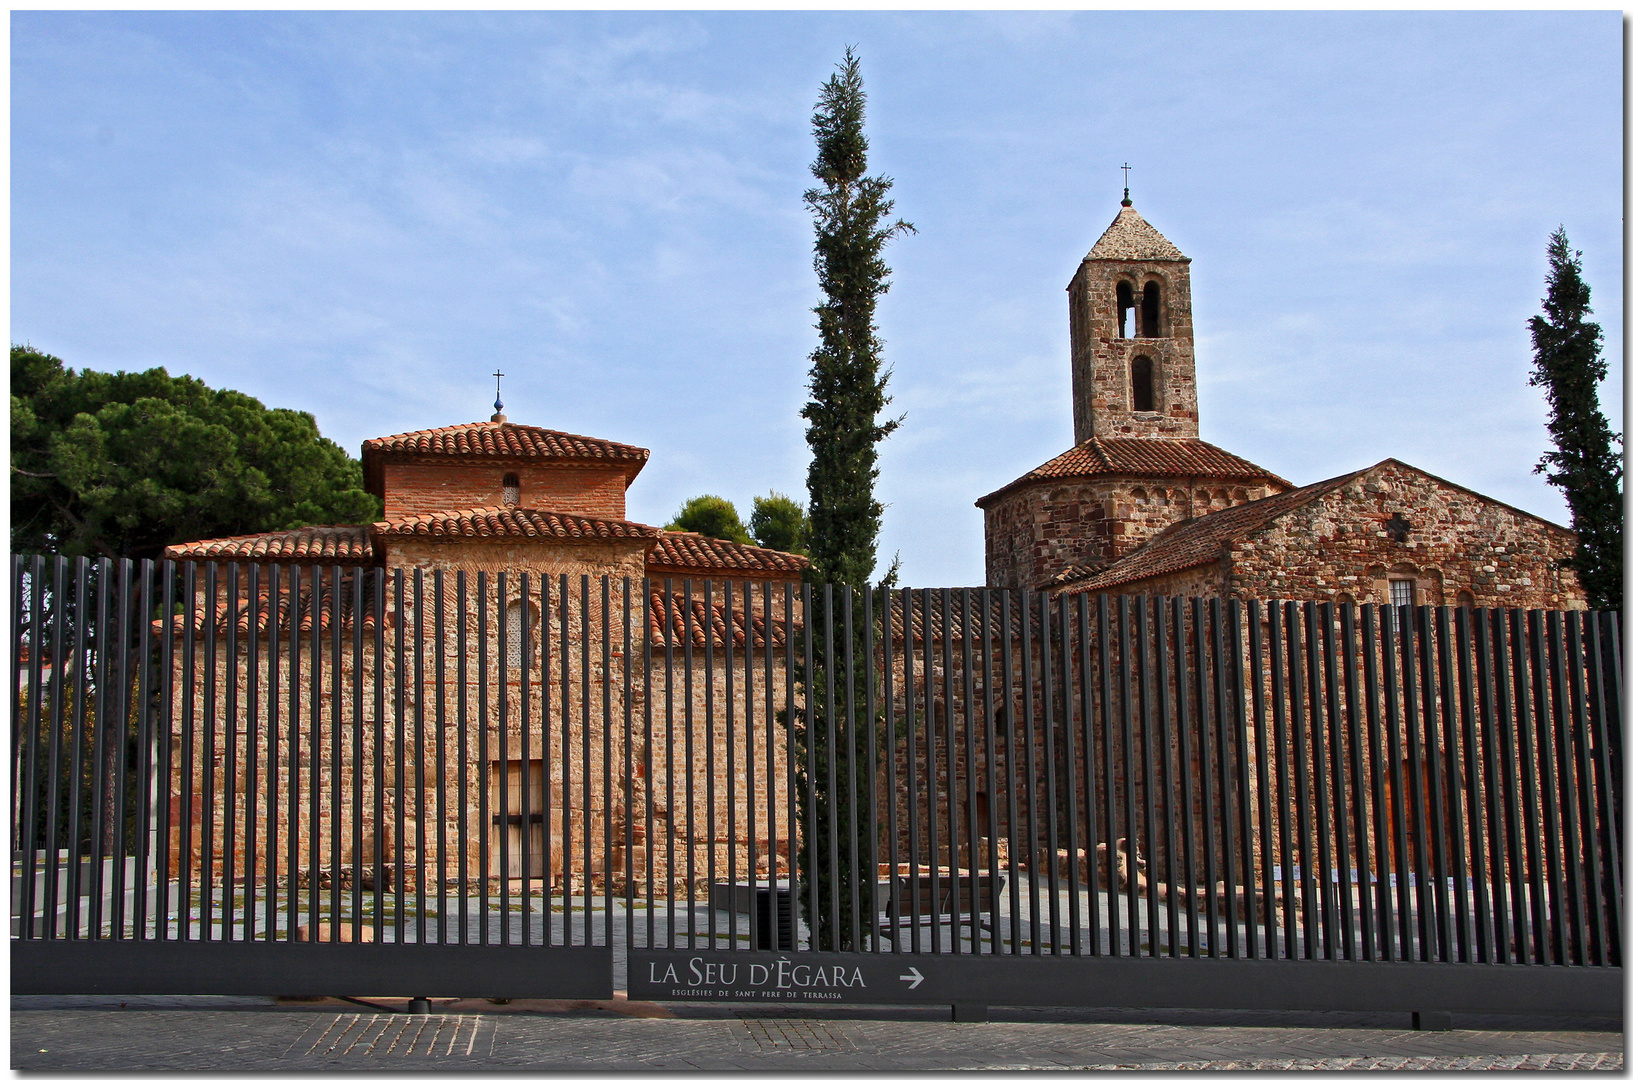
<box><xmin>1528</xmin><ymin>228</ymin><xmax>1623</xmax><ymax>611</ymax></box>
<box><xmin>802</xmin><ymin>47</ymin><xmax>913</xmax><ymax>589</ymax></box>
<box><xmin>791</xmin><ymin>48</ymin><xmax>912</xmax><ymax>949</ymax></box>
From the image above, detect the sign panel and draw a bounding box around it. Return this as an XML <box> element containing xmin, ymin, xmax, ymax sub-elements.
<box><xmin>627</xmin><ymin>949</ymin><xmax>940</xmax><ymax>1005</ymax></box>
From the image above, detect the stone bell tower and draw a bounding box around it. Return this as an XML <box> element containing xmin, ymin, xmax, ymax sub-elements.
<box><xmin>1067</xmin><ymin>194</ymin><xmax>1199</xmax><ymax>443</ymax></box>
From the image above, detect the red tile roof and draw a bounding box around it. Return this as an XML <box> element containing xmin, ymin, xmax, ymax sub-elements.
<box><xmin>647</xmin><ymin>531</ymin><xmax>808</xmax><ymax>580</ymax></box>
<box><xmin>363</xmin><ymin>421</ymin><xmax>648</xmax><ymax>471</ymax></box>
<box><xmin>1055</xmin><ymin>470</ymin><xmax>1364</xmax><ymax>593</ymax></box>
<box><xmin>976</xmin><ymin>437</ymin><xmax>1289</xmax><ymax>508</ymax></box>
<box><xmin>648</xmin><ymin>590</ymin><xmax>796</xmax><ymax>650</ymax></box>
<box><xmin>374</xmin><ymin>506</ymin><xmax>660</xmax><ymax>542</ymax></box>
<box><xmin>165</xmin><ymin>525</ymin><xmax>375</xmax><ymax>564</ymax></box>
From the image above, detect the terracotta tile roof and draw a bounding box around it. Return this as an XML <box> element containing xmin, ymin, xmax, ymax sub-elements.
<box><xmin>373</xmin><ymin>506</ymin><xmax>661</xmax><ymax>542</ymax></box>
<box><xmin>1084</xmin><ymin>205</ymin><xmax>1187</xmax><ymax>262</ymax></box>
<box><xmin>1055</xmin><ymin>470</ymin><xmax>1366</xmax><ymax>593</ymax></box>
<box><xmin>647</xmin><ymin>531</ymin><xmax>808</xmax><ymax>580</ymax></box>
<box><xmin>152</xmin><ymin>591</ymin><xmax>391</xmax><ymax>640</ymax></box>
<box><xmin>363</xmin><ymin>421</ymin><xmax>648</xmax><ymax>472</ymax></box>
<box><xmin>976</xmin><ymin>437</ymin><xmax>1289</xmax><ymax>508</ymax></box>
<box><xmin>165</xmin><ymin>525</ymin><xmax>375</xmax><ymax>564</ymax></box>
<box><xmin>648</xmin><ymin>590</ymin><xmax>796</xmax><ymax>650</ymax></box>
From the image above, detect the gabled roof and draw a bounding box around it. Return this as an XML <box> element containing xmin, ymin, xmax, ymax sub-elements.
<box><xmin>362</xmin><ymin>421</ymin><xmax>649</xmax><ymax>480</ymax></box>
<box><xmin>1084</xmin><ymin>205</ymin><xmax>1187</xmax><ymax>262</ymax></box>
<box><xmin>976</xmin><ymin>437</ymin><xmax>1289</xmax><ymax>508</ymax></box>
<box><xmin>373</xmin><ymin>506</ymin><xmax>660</xmax><ymax>542</ymax></box>
<box><xmin>648</xmin><ymin>590</ymin><xmax>796</xmax><ymax>650</ymax></box>
<box><xmin>1054</xmin><ymin>469</ymin><xmax>1365</xmax><ymax>593</ymax></box>
<box><xmin>648</xmin><ymin>530</ymin><xmax>808</xmax><ymax>580</ymax></box>
<box><xmin>165</xmin><ymin>525</ymin><xmax>375</xmax><ymax>564</ymax></box>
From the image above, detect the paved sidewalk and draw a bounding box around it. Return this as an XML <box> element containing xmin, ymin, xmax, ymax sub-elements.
<box><xmin>10</xmin><ymin>995</ymin><xmax>1623</xmax><ymax>1070</ymax></box>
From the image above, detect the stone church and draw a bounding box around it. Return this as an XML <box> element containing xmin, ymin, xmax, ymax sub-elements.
<box><xmin>978</xmin><ymin>197</ymin><xmax>1585</xmax><ymax>611</ymax></box>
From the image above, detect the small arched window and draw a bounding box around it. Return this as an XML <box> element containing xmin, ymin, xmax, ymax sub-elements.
<box><xmin>1116</xmin><ymin>281</ymin><xmax>1136</xmax><ymax>339</ymax></box>
<box><xmin>503</xmin><ymin>472</ymin><xmax>520</xmax><ymax>507</ymax></box>
<box><xmin>1131</xmin><ymin>356</ymin><xmax>1156</xmax><ymax>412</ymax></box>
<box><xmin>1141</xmin><ymin>281</ymin><xmax>1161</xmax><ymax>338</ymax></box>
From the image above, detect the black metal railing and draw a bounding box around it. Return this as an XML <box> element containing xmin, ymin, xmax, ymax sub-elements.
<box><xmin>10</xmin><ymin>556</ymin><xmax>1622</xmax><ymax>980</ymax></box>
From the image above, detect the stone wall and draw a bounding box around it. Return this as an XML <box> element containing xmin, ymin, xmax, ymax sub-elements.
<box><xmin>1226</xmin><ymin>462</ymin><xmax>1584</xmax><ymax>610</ymax></box>
<box><xmin>1067</xmin><ymin>259</ymin><xmax>1198</xmax><ymax>443</ymax></box>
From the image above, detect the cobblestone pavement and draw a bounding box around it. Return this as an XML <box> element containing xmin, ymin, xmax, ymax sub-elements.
<box><xmin>10</xmin><ymin>996</ymin><xmax>1623</xmax><ymax>1071</ymax></box>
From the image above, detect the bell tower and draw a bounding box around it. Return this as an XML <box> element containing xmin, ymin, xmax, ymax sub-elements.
<box><xmin>1067</xmin><ymin>196</ymin><xmax>1198</xmax><ymax>443</ymax></box>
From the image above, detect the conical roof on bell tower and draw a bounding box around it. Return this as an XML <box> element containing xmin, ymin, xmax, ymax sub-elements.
<box><xmin>1084</xmin><ymin>204</ymin><xmax>1188</xmax><ymax>263</ymax></box>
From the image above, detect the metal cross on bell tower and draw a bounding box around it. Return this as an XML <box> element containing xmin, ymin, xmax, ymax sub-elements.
<box><xmin>491</xmin><ymin>369</ymin><xmax>506</xmax><ymax>423</ymax></box>
<box><xmin>1121</xmin><ymin>163</ymin><xmax>1132</xmax><ymax>207</ymax></box>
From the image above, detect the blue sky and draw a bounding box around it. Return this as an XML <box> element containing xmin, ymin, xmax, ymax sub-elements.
<box><xmin>11</xmin><ymin>11</ymin><xmax>1623</xmax><ymax>586</ymax></box>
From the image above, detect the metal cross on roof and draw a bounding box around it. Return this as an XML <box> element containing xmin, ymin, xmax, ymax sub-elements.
<box><xmin>492</xmin><ymin>369</ymin><xmax>505</xmax><ymax>415</ymax></box>
<box><xmin>1121</xmin><ymin>163</ymin><xmax>1132</xmax><ymax>206</ymax></box>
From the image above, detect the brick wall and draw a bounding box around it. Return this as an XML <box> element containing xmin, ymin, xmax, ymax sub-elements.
<box><xmin>379</xmin><ymin>459</ymin><xmax>630</xmax><ymax>520</ymax></box>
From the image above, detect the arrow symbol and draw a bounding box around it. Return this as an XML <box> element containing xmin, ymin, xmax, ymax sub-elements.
<box><xmin>899</xmin><ymin>967</ymin><xmax>924</xmax><ymax>990</ymax></box>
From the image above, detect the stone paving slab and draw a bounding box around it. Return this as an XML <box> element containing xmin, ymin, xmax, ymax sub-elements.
<box><xmin>9</xmin><ymin>997</ymin><xmax>1624</xmax><ymax>1071</ymax></box>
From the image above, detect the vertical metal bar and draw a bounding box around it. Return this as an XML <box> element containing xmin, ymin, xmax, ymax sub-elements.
<box><xmin>196</xmin><ymin>560</ymin><xmax>216</xmax><ymax>942</ymax></box>
<box><xmin>582</xmin><ymin>576</ymin><xmax>595</xmax><ymax>948</ymax></box>
<box><xmin>241</xmin><ymin>563</ymin><xmax>258</xmax><ymax>942</ymax></box>
<box><xmin>216</xmin><ymin>563</ymin><xmax>236</xmax><ymax>941</ymax></box>
<box><xmin>1437</xmin><ymin>607</ymin><xmax>1476</xmax><ymax>960</ymax></box>
<box><xmin>705</xmin><ymin>579</ymin><xmax>718</xmax><ymax>948</ymax></box>
<box><xmin>455</xmin><ymin>571</ymin><xmax>470</xmax><ymax>945</ymax></box>
<box><xmin>413</xmin><ymin>570</ymin><xmax>426</xmax><ymax>946</ymax></box>
<box><xmin>1397</xmin><ymin>604</ymin><xmax>1435</xmax><ymax>959</ymax></box>
<box><xmin>1284</xmin><ymin>602</ymin><xmax>1316</xmax><ymax>958</ymax></box>
<box><xmin>329</xmin><ymin>566</ymin><xmax>345</xmax><ymax>945</ymax></box>
<box><xmin>725</xmin><ymin>580</ymin><xmax>739</xmax><ymax>950</ymax></box>
<box><xmin>262</xmin><ymin>564</ymin><xmax>280</xmax><ymax>941</ymax></box>
<box><xmin>41</xmin><ymin>558</ymin><xmax>72</xmax><ymax>940</ymax></box>
<box><xmin>1301</xmin><ymin>603</ymin><xmax>1334</xmax><ymax>961</ymax></box>
<box><xmin>14</xmin><ymin>556</ymin><xmax>42</xmax><ymax>938</ymax></box>
<box><xmin>1193</xmin><ymin>598</ymin><xmax>1218</xmax><ymax>957</ymax></box>
<box><xmin>496</xmin><ymin>571</ymin><xmax>510</xmax><ymax>946</ymax></box>
<box><xmin>1077</xmin><ymin>594</ymin><xmax>1101</xmax><ymax>957</ymax></box>
<box><xmin>1134</xmin><ymin>596</ymin><xmax>1157</xmax><ymax>956</ymax></box>
<box><xmin>157</xmin><ymin>561</ymin><xmax>176</xmax><ymax>940</ymax></box>
<box><xmin>845</xmin><ymin>587</ymin><xmax>862</xmax><ymax>952</ymax></box>
<box><xmin>785</xmin><ymin>582</ymin><xmax>799</xmax><ymax>951</ymax></box>
<box><xmin>944</xmin><ymin>588</ymin><xmax>965</xmax><ymax>955</ymax></box>
<box><xmin>602</xmin><ymin>576</ymin><xmax>614</xmax><ymax>951</ymax></box>
<box><xmin>866</xmin><ymin>586</ymin><xmax>881</xmax><ymax>955</ymax></box>
<box><xmin>1453</xmin><ymin>607</ymin><xmax>1491</xmax><ymax>963</ymax></box>
<box><xmin>539</xmin><ymin>574</ymin><xmax>553</xmax><ymax>947</ymax></box>
<box><xmin>1098</xmin><ymin>595</ymin><xmax>1119</xmax><ymax>957</ymax></box>
<box><xmin>1229</xmin><ymin>599</ymin><xmax>1258</xmax><ymax>960</ymax></box>
<box><xmin>352</xmin><ymin>568</ymin><xmax>367</xmax><ymax>944</ymax></box>
<box><xmin>1021</xmin><ymin>592</ymin><xmax>1043</xmax><ymax>957</ymax></box>
<box><xmin>923</xmin><ymin>588</ymin><xmax>941</xmax><ymax>954</ymax></box>
<box><xmin>1546</xmin><ymin>611</ymin><xmax>1587</xmax><ymax>963</ymax></box>
<box><xmin>389</xmin><ymin>570</ymin><xmax>405</xmax><ymax>944</ymax></box>
<box><xmin>1059</xmin><ymin>594</ymin><xmax>1083</xmax><ymax>958</ymax></box>
<box><xmin>1040</xmin><ymin>592</ymin><xmax>1063</xmax><ymax>955</ymax></box>
<box><xmin>1317</xmin><ymin>603</ymin><xmax>1351</xmax><ymax>961</ymax></box>
<box><xmin>1564</xmin><ymin>612</ymin><xmax>1604</xmax><ymax>965</ymax></box>
<box><xmin>1583</xmin><ymin>612</ymin><xmax>1623</xmax><ymax>965</ymax></box>
<box><xmin>902</xmin><ymin>588</ymin><xmax>920</xmax><ymax>952</ymax></box>
<box><xmin>1472</xmin><ymin>608</ymin><xmax>1512</xmax><ymax>962</ymax></box>
<box><xmin>663</xmin><ymin>579</ymin><xmax>676</xmax><ymax>948</ymax></box>
<box><xmin>298</xmin><ymin>567</ymin><xmax>315</xmax><ymax>944</ymax></box>
<box><xmin>1153</xmin><ymin>598</ymin><xmax>1178</xmax><ymax>959</ymax></box>
<box><xmin>1248</xmin><ymin>600</ymin><xmax>1275</xmax><ymax>961</ymax></box>
<box><xmin>825</xmin><ymin>584</ymin><xmax>842</xmax><ymax>948</ymax></box>
<box><xmin>109</xmin><ymin>560</ymin><xmax>135</xmax><ymax>940</ymax></box>
<box><xmin>645</xmin><ymin>579</ymin><xmax>658</xmax><ymax>951</ymax></box>
<box><xmin>1177</xmin><ymin>599</ymin><xmax>1201</xmax><ymax>958</ymax></box>
<box><xmin>1360</xmin><ymin>606</ymin><xmax>1396</xmax><ymax>960</ymax></box>
<box><xmin>884</xmin><ymin>588</ymin><xmax>901</xmax><ymax>952</ymax></box>
<box><xmin>682</xmin><ymin>578</ymin><xmax>695</xmax><ymax>949</ymax></box>
<box><xmin>1116</xmin><ymin>597</ymin><xmax>1138</xmax><ymax>957</ymax></box>
<box><xmin>173</xmin><ymin>561</ymin><xmax>196</xmax><ymax>942</ymax></box>
<box><xmin>1211</xmin><ymin>599</ymin><xmax>1240</xmax><ymax>959</ymax></box>
<box><xmin>478</xmin><ymin>570</ymin><xmax>494</xmax><ymax>946</ymax></box>
<box><xmin>1511</xmin><ymin>611</ymin><xmax>1551</xmax><ymax>963</ymax></box>
<box><xmin>739</xmin><ymin>581</ymin><xmax>753</xmax><ymax>954</ymax></box>
<box><xmin>625</xmin><ymin>578</ymin><xmax>637</xmax><ymax>951</ymax></box>
<box><xmin>1266</xmin><ymin>603</ymin><xmax>1293</xmax><ymax>957</ymax></box>
<box><xmin>804</xmin><ymin>582</ymin><xmax>821</xmax><ymax>951</ymax></box>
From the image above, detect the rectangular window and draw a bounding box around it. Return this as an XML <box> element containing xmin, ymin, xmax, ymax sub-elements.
<box><xmin>1390</xmin><ymin>579</ymin><xmax>1415</xmax><ymax>609</ymax></box>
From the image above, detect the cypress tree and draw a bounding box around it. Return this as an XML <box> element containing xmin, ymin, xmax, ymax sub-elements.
<box><xmin>1528</xmin><ymin>228</ymin><xmax>1623</xmax><ymax>611</ymax></box>
<box><xmin>802</xmin><ymin>47</ymin><xmax>913</xmax><ymax>589</ymax></box>
<box><xmin>790</xmin><ymin>48</ymin><xmax>913</xmax><ymax>949</ymax></box>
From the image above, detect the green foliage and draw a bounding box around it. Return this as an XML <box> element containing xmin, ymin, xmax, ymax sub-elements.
<box><xmin>749</xmin><ymin>491</ymin><xmax>810</xmax><ymax>556</ymax></box>
<box><xmin>801</xmin><ymin>46</ymin><xmax>913</xmax><ymax>590</ymax></box>
<box><xmin>665</xmin><ymin>494</ymin><xmax>753</xmax><ymax>545</ymax></box>
<box><xmin>789</xmin><ymin>50</ymin><xmax>913</xmax><ymax>950</ymax></box>
<box><xmin>11</xmin><ymin>346</ymin><xmax>379</xmax><ymax>562</ymax></box>
<box><xmin>1527</xmin><ymin>230</ymin><xmax>1623</xmax><ymax>610</ymax></box>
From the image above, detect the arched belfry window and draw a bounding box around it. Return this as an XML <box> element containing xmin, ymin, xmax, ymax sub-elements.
<box><xmin>1141</xmin><ymin>281</ymin><xmax>1162</xmax><ymax>338</ymax></box>
<box><xmin>1131</xmin><ymin>356</ymin><xmax>1156</xmax><ymax>412</ymax></box>
<box><xmin>1116</xmin><ymin>281</ymin><xmax>1136</xmax><ymax>339</ymax></box>
<box><xmin>503</xmin><ymin>472</ymin><xmax>520</xmax><ymax>507</ymax></box>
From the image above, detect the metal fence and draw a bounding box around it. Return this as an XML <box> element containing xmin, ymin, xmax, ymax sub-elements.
<box><xmin>9</xmin><ymin>555</ymin><xmax>1623</xmax><ymax>1013</ymax></box>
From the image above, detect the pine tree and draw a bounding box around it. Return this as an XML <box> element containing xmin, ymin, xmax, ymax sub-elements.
<box><xmin>1528</xmin><ymin>228</ymin><xmax>1623</xmax><ymax>611</ymax></box>
<box><xmin>791</xmin><ymin>48</ymin><xmax>913</xmax><ymax>949</ymax></box>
